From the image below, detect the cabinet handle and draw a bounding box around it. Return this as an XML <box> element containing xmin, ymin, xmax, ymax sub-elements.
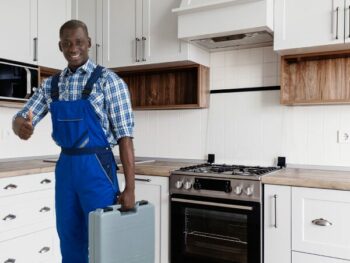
<box><xmin>39</xmin><ymin>206</ymin><xmax>51</xmax><ymax>213</ymax></box>
<box><xmin>40</xmin><ymin>178</ymin><xmax>51</xmax><ymax>184</ymax></box>
<box><xmin>3</xmin><ymin>184</ymin><xmax>17</xmax><ymax>190</ymax></box>
<box><xmin>336</xmin><ymin>6</ymin><xmax>339</xmax><ymax>40</ymax></box>
<box><xmin>3</xmin><ymin>214</ymin><xmax>16</xmax><ymax>221</ymax></box>
<box><xmin>135</xmin><ymin>37</ymin><xmax>141</xmax><ymax>62</ymax></box>
<box><xmin>273</xmin><ymin>194</ymin><xmax>278</xmax><ymax>228</ymax></box>
<box><xmin>135</xmin><ymin>178</ymin><xmax>151</xmax><ymax>182</ymax></box>
<box><xmin>4</xmin><ymin>259</ymin><xmax>16</xmax><ymax>263</ymax></box>
<box><xmin>141</xmin><ymin>36</ymin><xmax>146</xmax><ymax>61</ymax></box>
<box><xmin>33</xmin><ymin>37</ymin><xmax>38</xmax><ymax>62</ymax></box>
<box><xmin>96</xmin><ymin>43</ymin><xmax>100</xmax><ymax>63</ymax></box>
<box><xmin>38</xmin><ymin>246</ymin><xmax>50</xmax><ymax>254</ymax></box>
<box><xmin>312</xmin><ymin>218</ymin><xmax>333</xmax><ymax>226</ymax></box>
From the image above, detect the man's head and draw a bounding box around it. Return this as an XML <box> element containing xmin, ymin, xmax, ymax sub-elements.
<box><xmin>59</xmin><ymin>20</ymin><xmax>91</xmax><ymax>71</ymax></box>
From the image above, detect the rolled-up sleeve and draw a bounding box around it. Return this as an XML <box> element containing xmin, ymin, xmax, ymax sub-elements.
<box><xmin>103</xmin><ymin>72</ymin><xmax>134</xmax><ymax>142</ymax></box>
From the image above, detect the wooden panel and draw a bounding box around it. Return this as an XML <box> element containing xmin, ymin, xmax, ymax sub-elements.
<box><xmin>281</xmin><ymin>50</ymin><xmax>350</xmax><ymax>105</ymax></box>
<box><xmin>116</xmin><ymin>63</ymin><xmax>209</xmax><ymax>110</ymax></box>
<box><xmin>39</xmin><ymin>66</ymin><xmax>60</xmax><ymax>84</ymax></box>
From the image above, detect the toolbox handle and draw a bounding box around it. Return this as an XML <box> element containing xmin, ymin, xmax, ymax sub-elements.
<box><xmin>102</xmin><ymin>200</ymin><xmax>149</xmax><ymax>215</ymax></box>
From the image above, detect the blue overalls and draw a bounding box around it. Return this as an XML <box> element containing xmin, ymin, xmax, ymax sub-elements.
<box><xmin>50</xmin><ymin>66</ymin><xmax>119</xmax><ymax>263</ymax></box>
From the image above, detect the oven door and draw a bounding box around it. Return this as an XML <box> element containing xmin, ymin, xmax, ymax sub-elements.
<box><xmin>171</xmin><ymin>194</ymin><xmax>261</xmax><ymax>263</ymax></box>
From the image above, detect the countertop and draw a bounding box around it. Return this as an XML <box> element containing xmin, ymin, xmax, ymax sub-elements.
<box><xmin>262</xmin><ymin>168</ymin><xmax>350</xmax><ymax>191</ymax></box>
<box><xmin>0</xmin><ymin>158</ymin><xmax>197</xmax><ymax>179</ymax></box>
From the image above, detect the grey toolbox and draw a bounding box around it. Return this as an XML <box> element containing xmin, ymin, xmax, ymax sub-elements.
<box><xmin>89</xmin><ymin>200</ymin><xmax>155</xmax><ymax>263</ymax></box>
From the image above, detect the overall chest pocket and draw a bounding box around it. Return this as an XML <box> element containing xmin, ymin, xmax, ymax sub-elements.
<box><xmin>51</xmin><ymin>102</ymin><xmax>89</xmax><ymax>148</ymax></box>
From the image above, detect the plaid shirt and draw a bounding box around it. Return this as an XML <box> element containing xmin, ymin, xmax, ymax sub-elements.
<box><xmin>14</xmin><ymin>59</ymin><xmax>134</xmax><ymax>147</ymax></box>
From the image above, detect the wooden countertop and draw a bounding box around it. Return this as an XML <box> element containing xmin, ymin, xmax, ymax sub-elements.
<box><xmin>262</xmin><ymin>168</ymin><xmax>350</xmax><ymax>191</ymax></box>
<box><xmin>0</xmin><ymin>158</ymin><xmax>196</xmax><ymax>179</ymax></box>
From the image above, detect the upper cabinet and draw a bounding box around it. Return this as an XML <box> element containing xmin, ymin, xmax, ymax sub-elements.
<box><xmin>0</xmin><ymin>0</ymin><xmax>71</xmax><ymax>69</ymax></box>
<box><xmin>0</xmin><ymin>0</ymin><xmax>38</xmax><ymax>65</ymax></box>
<box><xmin>73</xmin><ymin>0</ymin><xmax>209</xmax><ymax>68</ymax></box>
<box><xmin>274</xmin><ymin>0</ymin><xmax>350</xmax><ymax>55</ymax></box>
<box><xmin>37</xmin><ymin>0</ymin><xmax>72</xmax><ymax>70</ymax></box>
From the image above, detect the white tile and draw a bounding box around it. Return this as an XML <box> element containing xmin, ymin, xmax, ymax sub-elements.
<box><xmin>210</xmin><ymin>52</ymin><xmax>225</xmax><ymax>67</ymax></box>
<box><xmin>263</xmin><ymin>46</ymin><xmax>279</xmax><ymax>63</ymax></box>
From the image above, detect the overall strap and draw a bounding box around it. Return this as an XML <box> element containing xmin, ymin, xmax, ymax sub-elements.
<box><xmin>82</xmin><ymin>65</ymin><xmax>104</xmax><ymax>99</ymax></box>
<box><xmin>50</xmin><ymin>73</ymin><xmax>61</xmax><ymax>101</ymax></box>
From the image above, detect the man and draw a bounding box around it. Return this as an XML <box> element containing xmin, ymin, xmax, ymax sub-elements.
<box><xmin>12</xmin><ymin>20</ymin><xmax>135</xmax><ymax>263</ymax></box>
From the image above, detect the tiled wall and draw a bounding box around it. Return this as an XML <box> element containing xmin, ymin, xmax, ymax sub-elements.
<box><xmin>2</xmin><ymin>46</ymin><xmax>350</xmax><ymax>168</ymax></box>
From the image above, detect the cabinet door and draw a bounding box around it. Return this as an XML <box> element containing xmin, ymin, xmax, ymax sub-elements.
<box><xmin>0</xmin><ymin>0</ymin><xmax>38</xmax><ymax>65</ymax></box>
<box><xmin>71</xmin><ymin>0</ymin><xmax>103</xmax><ymax>64</ymax></box>
<box><xmin>292</xmin><ymin>187</ymin><xmax>350</xmax><ymax>261</ymax></box>
<box><xmin>274</xmin><ymin>0</ymin><xmax>344</xmax><ymax>52</ymax></box>
<box><xmin>143</xmin><ymin>0</ymin><xmax>185</xmax><ymax>64</ymax></box>
<box><xmin>102</xmin><ymin>0</ymin><xmax>137</xmax><ymax>68</ymax></box>
<box><xmin>292</xmin><ymin>251</ymin><xmax>349</xmax><ymax>263</ymax></box>
<box><xmin>37</xmin><ymin>0</ymin><xmax>71</xmax><ymax>70</ymax></box>
<box><xmin>264</xmin><ymin>184</ymin><xmax>291</xmax><ymax>263</ymax></box>
<box><xmin>117</xmin><ymin>174</ymin><xmax>169</xmax><ymax>263</ymax></box>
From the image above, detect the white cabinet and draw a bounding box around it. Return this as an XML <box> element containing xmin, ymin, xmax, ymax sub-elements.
<box><xmin>0</xmin><ymin>0</ymin><xmax>38</xmax><ymax>65</ymax></box>
<box><xmin>0</xmin><ymin>173</ymin><xmax>61</xmax><ymax>263</ymax></box>
<box><xmin>264</xmin><ymin>185</ymin><xmax>291</xmax><ymax>263</ymax></box>
<box><xmin>73</xmin><ymin>0</ymin><xmax>209</xmax><ymax>68</ymax></box>
<box><xmin>117</xmin><ymin>174</ymin><xmax>169</xmax><ymax>263</ymax></box>
<box><xmin>72</xmin><ymin>0</ymin><xmax>103</xmax><ymax>64</ymax></box>
<box><xmin>274</xmin><ymin>0</ymin><xmax>350</xmax><ymax>54</ymax></box>
<box><xmin>292</xmin><ymin>187</ymin><xmax>350</xmax><ymax>261</ymax></box>
<box><xmin>0</xmin><ymin>0</ymin><xmax>71</xmax><ymax>69</ymax></box>
<box><xmin>264</xmin><ymin>184</ymin><xmax>350</xmax><ymax>263</ymax></box>
<box><xmin>37</xmin><ymin>0</ymin><xmax>72</xmax><ymax>69</ymax></box>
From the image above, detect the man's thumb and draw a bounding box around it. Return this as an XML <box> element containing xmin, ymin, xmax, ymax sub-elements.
<box><xmin>27</xmin><ymin>110</ymin><xmax>33</xmax><ymax>123</ymax></box>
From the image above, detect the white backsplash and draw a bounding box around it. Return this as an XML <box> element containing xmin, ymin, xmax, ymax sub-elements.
<box><xmin>2</xmin><ymin>46</ymin><xmax>350</xmax><ymax>168</ymax></box>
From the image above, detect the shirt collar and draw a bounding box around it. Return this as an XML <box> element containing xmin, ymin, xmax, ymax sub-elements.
<box><xmin>62</xmin><ymin>59</ymin><xmax>97</xmax><ymax>76</ymax></box>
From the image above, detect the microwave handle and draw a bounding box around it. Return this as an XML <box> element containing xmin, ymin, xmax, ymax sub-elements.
<box><xmin>24</xmin><ymin>67</ymin><xmax>32</xmax><ymax>99</ymax></box>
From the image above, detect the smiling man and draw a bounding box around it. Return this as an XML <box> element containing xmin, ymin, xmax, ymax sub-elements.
<box><xmin>12</xmin><ymin>20</ymin><xmax>135</xmax><ymax>263</ymax></box>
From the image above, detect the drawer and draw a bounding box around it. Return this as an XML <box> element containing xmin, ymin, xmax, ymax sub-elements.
<box><xmin>292</xmin><ymin>187</ymin><xmax>350</xmax><ymax>260</ymax></box>
<box><xmin>292</xmin><ymin>251</ymin><xmax>350</xmax><ymax>263</ymax></box>
<box><xmin>0</xmin><ymin>189</ymin><xmax>55</xmax><ymax>235</ymax></box>
<box><xmin>0</xmin><ymin>173</ymin><xmax>54</xmax><ymax>197</ymax></box>
<box><xmin>0</xmin><ymin>228</ymin><xmax>57</xmax><ymax>263</ymax></box>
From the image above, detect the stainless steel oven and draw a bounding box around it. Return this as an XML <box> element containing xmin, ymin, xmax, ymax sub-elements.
<box><xmin>170</xmin><ymin>164</ymin><xmax>280</xmax><ymax>263</ymax></box>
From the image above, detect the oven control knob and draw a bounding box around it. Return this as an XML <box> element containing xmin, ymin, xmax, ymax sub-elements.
<box><xmin>175</xmin><ymin>180</ymin><xmax>183</xmax><ymax>189</ymax></box>
<box><xmin>184</xmin><ymin>181</ymin><xmax>192</xmax><ymax>190</ymax></box>
<box><xmin>245</xmin><ymin>186</ymin><xmax>254</xmax><ymax>196</ymax></box>
<box><xmin>234</xmin><ymin>186</ymin><xmax>243</xmax><ymax>195</ymax></box>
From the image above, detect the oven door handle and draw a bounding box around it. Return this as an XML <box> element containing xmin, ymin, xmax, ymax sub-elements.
<box><xmin>171</xmin><ymin>197</ymin><xmax>254</xmax><ymax>211</ymax></box>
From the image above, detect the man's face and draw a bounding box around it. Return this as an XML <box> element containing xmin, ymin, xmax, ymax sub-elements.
<box><xmin>59</xmin><ymin>27</ymin><xmax>91</xmax><ymax>70</ymax></box>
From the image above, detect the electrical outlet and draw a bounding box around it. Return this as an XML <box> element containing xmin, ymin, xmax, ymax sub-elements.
<box><xmin>337</xmin><ymin>130</ymin><xmax>350</xmax><ymax>143</ymax></box>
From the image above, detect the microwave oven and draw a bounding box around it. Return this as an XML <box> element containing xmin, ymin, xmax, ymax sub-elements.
<box><xmin>0</xmin><ymin>60</ymin><xmax>38</xmax><ymax>101</ymax></box>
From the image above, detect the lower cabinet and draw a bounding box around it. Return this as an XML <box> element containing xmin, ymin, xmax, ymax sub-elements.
<box><xmin>117</xmin><ymin>173</ymin><xmax>169</xmax><ymax>263</ymax></box>
<box><xmin>264</xmin><ymin>184</ymin><xmax>350</xmax><ymax>263</ymax></box>
<box><xmin>0</xmin><ymin>172</ymin><xmax>61</xmax><ymax>262</ymax></box>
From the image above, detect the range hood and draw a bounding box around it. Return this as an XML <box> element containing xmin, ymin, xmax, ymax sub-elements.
<box><xmin>172</xmin><ymin>0</ymin><xmax>274</xmax><ymax>51</ymax></box>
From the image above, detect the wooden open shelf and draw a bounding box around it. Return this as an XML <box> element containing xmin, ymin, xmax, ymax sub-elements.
<box><xmin>281</xmin><ymin>50</ymin><xmax>350</xmax><ymax>105</ymax></box>
<box><xmin>115</xmin><ymin>63</ymin><xmax>209</xmax><ymax>110</ymax></box>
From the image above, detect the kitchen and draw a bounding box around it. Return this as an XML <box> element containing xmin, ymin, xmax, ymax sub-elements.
<box><xmin>1</xmin><ymin>0</ymin><xmax>350</xmax><ymax>263</ymax></box>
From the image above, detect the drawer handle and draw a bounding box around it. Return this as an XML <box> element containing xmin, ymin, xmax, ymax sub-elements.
<box><xmin>4</xmin><ymin>259</ymin><xmax>16</xmax><ymax>263</ymax></box>
<box><xmin>39</xmin><ymin>206</ymin><xmax>51</xmax><ymax>213</ymax></box>
<box><xmin>4</xmin><ymin>184</ymin><xmax>17</xmax><ymax>190</ymax></box>
<box><xmin>38</xmin><ymin>246</ymin><xmax>50</xmax><ymax>254</ymax></box>
<box><xmin>40</xmin><ymin>179</ymin><xmax>51</xmax><ymax>184</ymax></box>
<box><xmin>135</xmin><ymin>178</ymin><xmax>151</xmax><ymax>182</ymax></box>
<box><xmin>3</xmin><ymin>214</ymin><xmax>16</xmax><ymax>221</ymax></box>
<box><xmin>312</xmin><ymin>218</ymin><xmax>333</xmax><ymax>226</ymax></box>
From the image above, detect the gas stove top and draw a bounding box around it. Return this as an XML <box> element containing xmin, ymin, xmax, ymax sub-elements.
<box><xmin>173</xmin><ymin>163</ymin><xmax>280</xmax><ymax>180</ymax></box>
<box><xmin>170</xmin><ymin>163</ymin><xmax>281</xmax><ymax>202</ymax></box>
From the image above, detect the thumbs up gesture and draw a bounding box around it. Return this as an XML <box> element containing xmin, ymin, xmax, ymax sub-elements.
<box><xmin>12</xmin><ymin>110</ymin><xmax>34</xmax><ymax>140</ymax></box>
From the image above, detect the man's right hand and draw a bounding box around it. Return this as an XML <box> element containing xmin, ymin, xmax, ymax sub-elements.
<box><xmin>12</xmin><ymin>111</ymin><xmax>34</xmax><ymax>140</ymax></box>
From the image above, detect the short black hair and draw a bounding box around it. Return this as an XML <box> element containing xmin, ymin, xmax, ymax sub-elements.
<box><xmin>59</xmin><ymin>19</ymin><xmax>89</xmax><ymax>38</ymax></box>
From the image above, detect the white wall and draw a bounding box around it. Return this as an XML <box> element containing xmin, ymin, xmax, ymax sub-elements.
<box><xmin>2</xmin><ymin>46</ymin><xmax>350</xmax><ymax>168</ymax></box>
